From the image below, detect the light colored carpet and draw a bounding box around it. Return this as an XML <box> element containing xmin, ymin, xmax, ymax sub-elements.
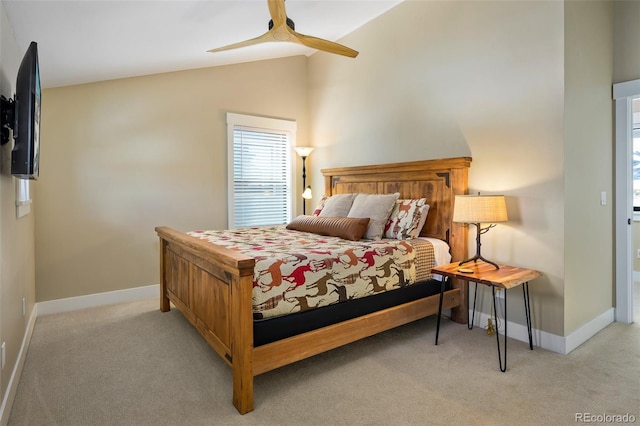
<box><xmin>8</xmin><ymin>298</ymin><xmax>640</xmax><ymax>426</ymax></box>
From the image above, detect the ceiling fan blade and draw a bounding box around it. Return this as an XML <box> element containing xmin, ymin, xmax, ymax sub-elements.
<box><xmin>292</xmin><ymin>32</ymin><xmax>359</xmax><ymax>58</ymax></box>
<box><xmin>268</xmin><ymin>0</ymin><xmax>287</xmax><ymax>27</ymax></box>
<box><xmin>207</xmin><ymin>0</ymin><xmax>358</xmax><ymax>59</ymax></box>
<box><xmin>207</xmin><ymin>32</ymin><xmax>272</xmax><ymax>53</ymax></box>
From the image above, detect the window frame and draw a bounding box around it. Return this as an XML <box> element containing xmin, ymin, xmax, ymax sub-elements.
<box><xmin>633</xmin><ymin>126</ymin><xmax>640</xmax><ymax>212</ymax></box>
<box><xmin>226</xmin><ymin>112</ymin><xmax>297</xmax><ymax>228</ymax></box>
<box><xmin>16</xmin><ymin>178</ymin><xmax>32</xmax><ymax>218</ymax></box>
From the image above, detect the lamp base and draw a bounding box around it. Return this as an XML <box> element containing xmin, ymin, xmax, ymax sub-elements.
<box><xmin>458</xmin><ymin>223</ymin><xmax>500</xmax><ymax>270</ymax></box>
<box><xmin>458</xmin><ymin>254</ymin><xmax>500</xmax><ymax>270</ymax></box>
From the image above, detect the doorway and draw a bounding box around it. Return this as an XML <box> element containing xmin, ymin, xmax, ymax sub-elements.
<box><xmin>613</xmin><ymin>79</ymin><xmax>638</xmax><ymax>324</ymax></box>
<box><xmin>633</xmin><ymin>99</ymin><xmax>640</xmax><ymax>323</ymax></box>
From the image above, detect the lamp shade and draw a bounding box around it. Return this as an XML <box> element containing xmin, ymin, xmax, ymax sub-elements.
<box><xmin>453</xmin><ymin>195</ymin><xmax>508</xmax><ymax>224</ymax></box>
<box><xmin>295</xmin><ymin>147</ymin><xmax>314</xmax><ymax>158</ymax></box>
<box><xmin>302</xmin><ymin>186</ymin><xmax>313</xmax><ymax>199</ymax></box>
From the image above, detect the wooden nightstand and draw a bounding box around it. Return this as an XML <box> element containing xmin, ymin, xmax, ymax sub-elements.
<box><xmin>432</xmin><ymin>261</ymin><xmax>542</xmax><ymax>372</ymax></box>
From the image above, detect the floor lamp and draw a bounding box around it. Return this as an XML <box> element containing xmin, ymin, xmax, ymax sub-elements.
<box><xmin>453</xmin><ymin>194</ymin><xmax>508</xmax><ymax>269</ymax></box>
<box><xmin>295</xmin><ymin>147</ymin><xmax>314</xmax><ymax>214</ymax></box>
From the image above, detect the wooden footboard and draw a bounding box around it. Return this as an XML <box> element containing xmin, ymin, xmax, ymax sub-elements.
<box><xmin>157</xmin><ymin>226</ymin><xmax>255</xmax><ymax>413</ymax></box>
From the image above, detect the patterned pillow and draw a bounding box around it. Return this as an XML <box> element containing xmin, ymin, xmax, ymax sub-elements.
<box><xmin>312</xmin><ymin>195</ymin><xmax>329</xmax><ymax>216</ymax></box>
<box><xmin>414</xmin><ymin>205</ymin><xmax>430</xmax><ymax>236</ymax></box>
<box><xmin>384</xmin><ymin>198</ymin><xmax>429</xmax><ymax>240</ymax></box>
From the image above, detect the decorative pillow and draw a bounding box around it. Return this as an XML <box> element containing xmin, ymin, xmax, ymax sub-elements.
<box><xmin>414</xmin><ymin>205</ymin><xmax>431</xmax><ymax>237</ymax></box>
<box><xmin>318</xmin><ymin>193</ymin><xmax>357</xmax><ymax>217</ymax></box>
<box><xmin>286</xmin><ymin>215</ymin><xmax>370</xmax><ymax>241</ymax></box>
<box><xmin>384</xmin><ymin>198</ymin><xmax>429</xmax><ymax>240</ymax></box>
<box><xmin>414</xmin><ymin>204</ymin><xmax>429</xmax><ymax>238</ymax></box>
<box><xmin>347</xmin><ymin>192</ymin><xmax>400</xmax><ymax>240</ymax></box>
<box><xmin>312</xmin><ymin>195</ymin><xmax>329</xmax><ymax>216</ymax></box>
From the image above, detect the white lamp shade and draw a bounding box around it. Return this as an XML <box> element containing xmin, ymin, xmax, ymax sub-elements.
<box><xmin>302</xmin><ymin>186</ymin><xmax>313</xmax><ymax>199</ymax></box>
<box><xmin>453</xmin><ymin>195</ymin><xmax>508</xmax><ymax>223</ymax></box>
<box><xmin>295</xmin><ymin>147</ymin><xmax>314</xmax><ymax>158</ymax></box>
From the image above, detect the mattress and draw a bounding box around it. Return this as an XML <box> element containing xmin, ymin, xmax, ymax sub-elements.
<box><xmin>189</xmin><ymin>226</ymin><xmax>447</xmax><ymax>320</ymax></box>
<box><xmin>253</xmin><ymin>277</ymin><xmax>450</xmax><ymax>346</ymax></box>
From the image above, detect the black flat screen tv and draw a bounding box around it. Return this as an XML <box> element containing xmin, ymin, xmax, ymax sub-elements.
<box><xmin>0</xmin><ymin>41</ymin><xmax>41</xmax><ymax>179</ymax></box>
<box><xmin>12</xmin><ymin>42</ymin><xmax>41</xmax><ymax>179</ymax></box>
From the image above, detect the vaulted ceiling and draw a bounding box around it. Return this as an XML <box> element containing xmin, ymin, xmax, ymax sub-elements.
<box><xmin>3</xmin><ymin>0</ymin><xmax>403</xmax><ymax>88</ymax></box>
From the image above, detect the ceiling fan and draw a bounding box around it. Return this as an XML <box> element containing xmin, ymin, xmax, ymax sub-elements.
<box><xmin>208</xmin><ymin>0</ymin><xmax>359</xmax><ymax>58</ymax></box>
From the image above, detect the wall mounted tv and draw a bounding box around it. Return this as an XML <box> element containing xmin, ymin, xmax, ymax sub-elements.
<box><xmin>1</xmin><ymin>41</ymin><xmax>41</xmax><ymax>180</ymax></box>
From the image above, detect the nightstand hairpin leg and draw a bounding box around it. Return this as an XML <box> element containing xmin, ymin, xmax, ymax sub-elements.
<box><xmin>468</xmin><ymin>282</ymin><xmax>478</xmax><ymax>330</ymax></box>
<box><xmin>493</xmin><ymin>286</ymin><xmax>508</xmax><ymax>372</ymax></box>
<box><xmin>435</xmin><ymin>276</ymin><xmax>447</xmax><ymax>345</ymax></box>
<box><xmin>523</xmin><ymin>282</ymin><xmax>533</xmax><ymax>350</ymax></box>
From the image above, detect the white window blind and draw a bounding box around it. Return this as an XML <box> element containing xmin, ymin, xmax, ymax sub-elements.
<box><xmin>227</xmin><ymin>113</ymin><xmax>296</xmax><ymax>228</ymax></box>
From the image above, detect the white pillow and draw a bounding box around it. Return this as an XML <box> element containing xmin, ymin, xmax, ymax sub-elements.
<box><xmin>347</xmin><ymin>193</ymin><xmax>400</xmax><ymax>240</ymax></box>
<box><xmin>414</xmin><ymin>205</ymin><xmax>430</xmax><ymax>237</ymax></box>
<box><xmin>318</xmin><ymin>193</ymin><xmax>357</xmax><ymax>217</ymax></box>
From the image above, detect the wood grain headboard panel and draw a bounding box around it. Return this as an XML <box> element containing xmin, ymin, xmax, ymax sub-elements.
<box><xmin>321</xmin><ymin>157</ymin><xmax>471</xmax><ymax>262</ymax></box>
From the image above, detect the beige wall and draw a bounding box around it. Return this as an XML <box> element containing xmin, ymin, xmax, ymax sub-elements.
<box><xmin>0</xmin><ymin>0</ymin><xmax>37</xmax><ymax>410</ymax></box>
<box><xmin>308</xmin><ymin>0</ymin><xmax>567</xmax><ymax>335</ymax></box>
<box><xmin>37</xmin><ymin>57</ymin><xmax>309</xmax><ymax>301</ymax></box>
<box><xmin>563</xmin><ymin>1</ymin><xmax>613</xmax><ymax>334</ymax></box>
<box><xmin>613</xmin><ymin>0</ymin><xmax>640</xmax><ymax>84</ymax></box>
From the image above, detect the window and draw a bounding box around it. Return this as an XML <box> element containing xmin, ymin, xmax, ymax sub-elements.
<box><xmin>227</xmin><ymin>113</ymin><xmax>296</xmax><ymax>228</ymax></box>
<box><xmin>16</xmin><ymin>178</ymin><xmax>32</xmax><ymax>218</ymax></box>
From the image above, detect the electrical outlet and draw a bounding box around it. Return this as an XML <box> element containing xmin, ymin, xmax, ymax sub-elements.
<box><xmin>1</xmin><ymin>342</ymin><xmax>5</xmax><ymax>369</ymax></box>
<box><xmin>496</xmin><ymin>288</ymin><xmax>505</xmax><ymax>299</ymax></box>
<box><xmin>637</xmin><ymin>249</ymin><xmax>640</xmax><ymax>260</ymax></box>
<box><xmin>486</xmin><ymin>318</ymin><xmax>496</xmax><ymax>335</ymax></box>
<box><xmin>22</xmin><ymin>297</ymin><xmax>26</xmax><ymax>317</ymax></box>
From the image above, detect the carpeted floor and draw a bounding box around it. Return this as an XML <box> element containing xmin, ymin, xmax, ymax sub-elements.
<box><xmin>8</xmin><ymin>297</ymin><xmax>640</xmax><ymax>426</ymax></box>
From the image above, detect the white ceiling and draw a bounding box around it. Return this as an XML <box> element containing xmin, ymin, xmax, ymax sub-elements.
<box><xmin>3</xmin><ymin>0</ymin><xmax>403</xmax><ymax>89</ymax></box>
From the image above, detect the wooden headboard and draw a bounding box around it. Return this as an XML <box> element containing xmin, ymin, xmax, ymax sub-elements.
<box><xmin>321</xmin><ymin>157</ymin><xmax>471</xmax><ymax>262</ymax></box>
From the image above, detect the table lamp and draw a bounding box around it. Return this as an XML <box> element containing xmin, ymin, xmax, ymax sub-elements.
<box><xmin>453</xmin><ymin>194</ymin><xmax>508</xmax><ymax>269</ymax></box>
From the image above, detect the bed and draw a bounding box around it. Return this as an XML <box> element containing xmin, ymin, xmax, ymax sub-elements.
<box><xmin>155</xmin><ymin>156</ymin><xmax>471</xmax><ymax>414</ymax></box>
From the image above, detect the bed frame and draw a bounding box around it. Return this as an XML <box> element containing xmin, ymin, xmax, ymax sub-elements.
<box><xmin>155</xmin><ymin>156</ymin><xmax>471</xmax><ymax>414</ymax></box>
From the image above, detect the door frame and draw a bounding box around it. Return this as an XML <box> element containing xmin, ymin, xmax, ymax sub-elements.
<box><xmin>613</xmin><ymin>78</ymin><xmax>638</xmax><ymax>324</ymax></box>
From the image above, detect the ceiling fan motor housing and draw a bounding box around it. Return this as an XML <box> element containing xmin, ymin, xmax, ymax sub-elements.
<box><xmin>268</xmin><ymin>17</ymin><xmax>295</xmax><ymax>31</ymax></box>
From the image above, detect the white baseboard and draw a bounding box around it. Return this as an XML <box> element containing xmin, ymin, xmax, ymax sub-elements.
<box><xmin>564</xmin><ymin>308</ymin><xmax>615</xmax><ymax>354</ymax></box>
<box><xmin>36</xmin><ymin>284</ymin><xmax>159</xmax><ymax>316</ymax></box>
<box><xmin>469</xmin><ymin>307</ymin><xmax>615</xmax><ymax>355</ymax></box>
<box><xmin>0</xmin><ymin>307</ymin><xmax>37</xmax><ymax>426</ymax></box>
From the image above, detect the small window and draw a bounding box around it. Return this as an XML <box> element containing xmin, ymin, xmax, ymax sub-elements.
<box><xmin>16</xmin><ymin>178</ymin><xmax>32</xmax><ymax>218</ymax></box>
<box><xmin>227</xmin><ymin>113</ymin><xmax>296</xmax><ymax>228</ymax></box>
